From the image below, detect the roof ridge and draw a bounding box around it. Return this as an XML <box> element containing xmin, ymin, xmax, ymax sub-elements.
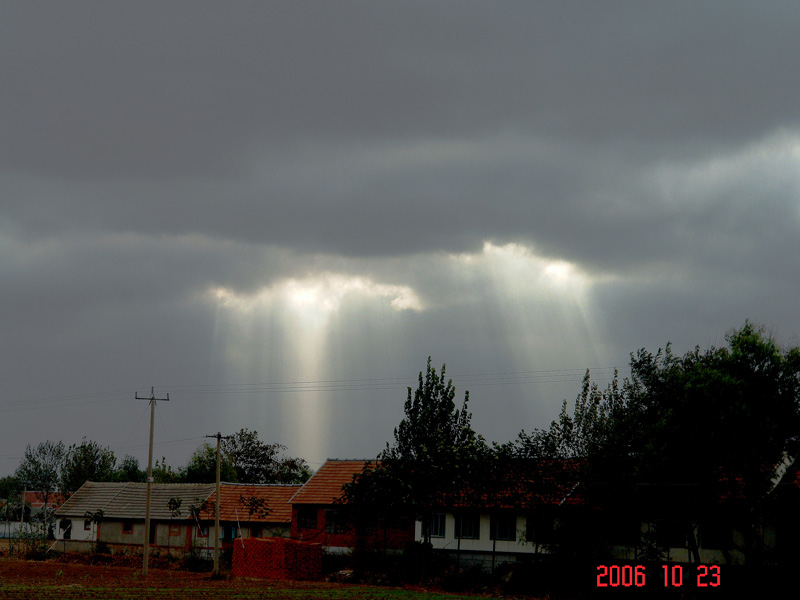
<box><xmin>219</xmin><ymin>482</ymin><xmax>303</xmax><ymax>487</ymax></box>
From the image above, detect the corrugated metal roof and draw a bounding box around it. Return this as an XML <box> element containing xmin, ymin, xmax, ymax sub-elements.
<box><xmin>54</xmin><ymin>482</ymin><xmax>216</xmax><ymax>520</ymax></box>
<box><xmin>204</xmin><ymin>484</ymin><xmax>301</xmax><ymax>523</ymax></box>
<box><xmin>290</xmin><ymin>459</ymin><xmax>372</xmax><ymax>505</ymax></box>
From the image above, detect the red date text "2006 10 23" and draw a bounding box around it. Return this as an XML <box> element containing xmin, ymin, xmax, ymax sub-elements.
<box><xmin>596</xmin><ymin>564</ymin><xmax>721</xmax><ymax>588</ymax></box>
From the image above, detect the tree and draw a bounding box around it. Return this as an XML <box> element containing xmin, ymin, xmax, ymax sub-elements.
<box><xmin>183</xmin><ymin>443</ymin><xmax>238</xmax><ymax>484</ymax></box>
<box><xmin>15</xmin><ymin>440</ymin><xmax>66</xmax><ymax>522</ymax></box>
<box><xmin>344</xmin><ymin>358</ymin><xmax>489</xmax><ymax>544</ymax></box>
<box><xmin>516</xmin><ymin>322</ymin><xmax>800</xmax><ymax>566</ymax></box>
<box><xmin>0</xmin><ymin>475</ymin><xmax>23</xmax><ymax>520</ymax></box>
<box><xmin>61</xmin><ymin>437</ymin><xmax>117</xmax><ymax>492</ymax></box>
<box><xmin>222</xmin><ymin>429</ymin><xmax>311</xmax><ymax>484</ymax></box>
<box><xmin>115</xmin><ymin>455</ymin><xmax>146</xmax><ymax>482</ymax></box>
<box><xmin>152</xmin><ymin>457</ymin><xmax>182</xmax><ymax>484</ymax></box>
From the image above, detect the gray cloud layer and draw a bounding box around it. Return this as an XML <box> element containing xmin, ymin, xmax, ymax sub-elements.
<box><xmin>2</xmin><ymin>2</ymin><xmax>799</xmax><ymax>472</ymax></box>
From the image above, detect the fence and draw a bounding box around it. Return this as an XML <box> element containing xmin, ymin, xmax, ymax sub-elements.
<box><xmin>232</xmin><ymin>538</ymin><xmax>322</xmax><ymax>580</ymax></box>
<box><xmin>0</xmin><ymin>521</ymin><xmax>47</xmax><ymax>539</ymax></box>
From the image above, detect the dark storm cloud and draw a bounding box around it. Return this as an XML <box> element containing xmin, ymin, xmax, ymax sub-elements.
<box><xmin>5</xmin><ymin>1</ymin><xmax>800</xmax><ymax>180</ymax></box>
<box><xmin>2</xmin><ymin>2</ymin><xmax>800</xmax><ymax>472</ymax></box>
<box><xmin>4</xmin><ymin>1</ymin><xmax>800</xmax><ymax>267</ymax></box>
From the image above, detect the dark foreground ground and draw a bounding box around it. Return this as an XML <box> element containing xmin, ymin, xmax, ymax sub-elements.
<box><xmin>0</xmin><ymin>558</ymin><xmax>503</xmax><ymax>600</ymax></box>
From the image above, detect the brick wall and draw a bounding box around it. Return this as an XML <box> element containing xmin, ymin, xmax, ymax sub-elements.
<box><xmin>290</xmin><ymin>506</ymin><xmax>414</xmax><ymax>550</ymax></box>
<box><xmin>232</xmin><ymin>537</ymin><xmax>321</xmax><ymax>580</ymax></box>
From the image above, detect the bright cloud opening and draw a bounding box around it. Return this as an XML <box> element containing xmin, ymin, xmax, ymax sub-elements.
<box><xmin>209</xmin><ymin>273</ymin><xmax>422</xmax><ymax>464</ymax></box>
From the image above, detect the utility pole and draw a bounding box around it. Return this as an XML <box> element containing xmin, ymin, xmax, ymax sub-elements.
<box><xmin>205</xmin><ymin>432</ymin><xmax>230</xmax><ymax>576</ymax></box>
<box><xmin>136</xmin><ymin>386</ymin><xmax>169</xmax><ymax>577</ymax></box>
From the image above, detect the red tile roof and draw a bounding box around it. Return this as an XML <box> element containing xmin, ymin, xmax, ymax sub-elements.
<box><xmin>203</xmin><ymin>483</ymin><xmax>301</xmax><ymax>523</ymax></box>
<box><xmin>290</xmin><ymin>460</ymin><xmax>373</xmax><ymax>505</ymax></box>
<box><xmin>23</xmin><ymin>490</ymin><xmax>68</xmax><ymax>509</ymax></box>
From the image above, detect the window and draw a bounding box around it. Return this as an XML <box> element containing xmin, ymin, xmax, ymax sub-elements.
<box><xmin>700</xmin><ymin>520</ymin><xmax>731</xmax><ymax>549</ymax></box>
<box><xmin>526</xmin><ymin>513</ymin><xmax>556</xmax><ymax>545</ymax></box>
<box><xmin>355</xmin><ymin>516</ymin><xmax>378</xmax><ymax>536</ymax></box>
<box><xmin>122</xmin><ymin>521</ymin><xmax>134</xmax><ymax>534</ymax></box>
<box><xmin>197</xmin><ymin>524</ymin><xmax>208</xmax><ymax>538</ymax></box>
<box><xmin>297</xmin><ymin>507</ymin><xmax>317</xmax><ymax>530</ymax></box>
<box><xmin>655</xmin><ymin>520</ymin><xmax>686</xmax><ymax>549</ymax></box>
<box><xmin>428</xmin><ymin>513</ymin><xmax>446</xmax><ymax>538</ymax></box>
<box><xmin>169</xmin><ymin>523</ymin><xmax>181</xmax><ymax>536</ymax></box>
<box><xmin>454</xmin><ymin>513</ymin><xmax>480</xmax><ymax>540</ymax></box>
<box><xmin>222</xmin><ymin>525</ymin><xmax>238</xmax><ymax>541</ymax></box>
<box><xmin>84</xmin><ymin>520</ymin><xmax>92</xmax><ymax>531</ymax></box>
<box><xmin>605</xmin><ymin>517</ymin><xmax>640</xmax><ymax>547</ymax></box>
<box><xmin>490</xmin><ymin>513</ymin><xmax>516</xmax><ymax>541</ymax></box>
<box><xmin>325</xmin><ymin>509</ymin><xmax>348</xmax><ymax>534</ymax></box>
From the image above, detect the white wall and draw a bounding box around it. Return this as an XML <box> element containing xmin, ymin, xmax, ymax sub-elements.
<box><xmin>54</xmin><ymin>518</ymin><xmax>95</xmax><ymax>541</ymax></box>
<box><xmin>415</xmin><ymin>513</ymin><xmax>535</xmax><ymax>555</ymax></box>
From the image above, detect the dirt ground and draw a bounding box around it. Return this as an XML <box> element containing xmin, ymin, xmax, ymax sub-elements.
<box><xmin>0</xmin><ymin>558</ymin><xmax>496</xmax><ymax>600</ymax></box>
<box><xmin>0</xmin><ymin>556</ymin><xmax>354</xmax><ymax>587</ymax></box>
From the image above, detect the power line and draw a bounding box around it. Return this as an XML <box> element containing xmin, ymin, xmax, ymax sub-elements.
<box><xmin>0</xmin><ymin>367</ymin><xmax>627</xmax><ymax>413</ymax></box>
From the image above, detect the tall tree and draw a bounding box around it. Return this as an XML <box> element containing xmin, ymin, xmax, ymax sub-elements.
<box><xmin>345</xmin><ymin>358</ymin><xmax>489</xmax><ymax>544</ymax></box>
<box><xmin>60</xmin><ymin>437</ymin><xmax>117</xmax><ymax>492</ymax></box>
<box><xmin>0</xmin><ymin>475</ymin><xmax>23</xmax><ymax>520</ymax></box>
<box><xmin>222</xmin><ymin>429</ymin><xmax>311</xmax><ymax>484</ymax></box>
<box><xmin>15</xmin><ymin>440</ymin><xmax>66</xmax><ymax>521</ymax></box>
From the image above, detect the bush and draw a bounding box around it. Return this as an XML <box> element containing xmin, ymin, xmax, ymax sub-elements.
<box><xmin>12</xmin><ymin>522</ymin><xmax>48</xmax><ymax>559</ymax></box>
<box><xmin>95</xmin><ymin>540</ymin><xmax>111</xmax><ymax>555</ymax></box>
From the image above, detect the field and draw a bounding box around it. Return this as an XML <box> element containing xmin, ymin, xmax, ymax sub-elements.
<box><xmin>0</xmin><ymin>559</ymin><xmax>494</xmax><ymax>600</ymax></box>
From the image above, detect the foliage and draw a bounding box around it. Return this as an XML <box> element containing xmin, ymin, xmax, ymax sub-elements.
<box><xmin>515</xmin><ymin>322</ymin><xmax>800</xmax><ymax>565</ymax></box>
<box><xmin>0</xmin><ymin>475</ymin><xmax>23</xmax><ymax>520</ymax></box>
<box><xmin>83</xmin><ymin>508</ymin><xmax>105</xmax><ymax>552</ymax></box>
<box><xmin>343</xmin><ymin>358</ymin><xmax>490</xmax><ymax>543</ymax></box>
<box><xmin>10</xmin><ymin>522</ymin><xmax>48</xmax><ymax>559</ymax></box>
<box><xmin>152</xmin><ymin>457</ymin><xmax>182</xmax><ymax>484</ymax></box>
<box><xmin>115</xmin><ymin>455</ymin><xmax>146</xmax><ymax>482</ymax></box>
<box><xmin>222</xmin><ymin>428</ymin><xmax>311</xmax><ymax>484</ymax></box>
<box><xmin>188</xmin><ymin>497</ymin><xmax>211</xmax><ymax>519</ymax></box>
<box><xmin>167</xmin><ymin>497</ymin><xmax>183</xmax><ymax>518</ymax></box>
<box><xmin>183</xmin><ymin>443</ymin><xmax>238</xmax><ymax>483</ymax></box>
<box><xmin>61</xmin><ymin>437</ymin><xmax>117</xmax><ymax>492</ymax></box>
<box><xmin>239</xmin><ymin>494</ymin><xmax>270</xmax><ymax>519</ymax></box>
<box><xmin>15</xmin><ymin>440</ymin><xmax>66</xmax><ymax>521</ymax></box>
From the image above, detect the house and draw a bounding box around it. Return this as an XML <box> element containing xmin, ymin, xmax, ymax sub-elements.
<box><xmin>289</xmin><ymin>459</ymin><xmax>414</xmax><ymax>553</ymax></box>
<box><xmin>54</xmin><ymin>482</ymin><xmax>215</xmax><ymax>550</ymax></box>
<box><xmin>413</xmin><ymin>459</ymin><xmax>586</xmax><ymax>569</ymax></box>
<box><xmin>53</xmin><ymin>481</ymin><xmax>300</xmax><ymax>555</ymax></box>
<box><xmin>201</xmin><ymin>482</ymin><xmax>300</xmax><ymax>545</ymax></box>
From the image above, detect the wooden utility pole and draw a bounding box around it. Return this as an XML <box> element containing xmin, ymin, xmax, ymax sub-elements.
<box><xmin>205</xmin><ymin>432</ymin><xmax>230</xmax><ymax>576</ymax></box>
<box><xmin>136</xmin><ymin>386</ymin><xmax>169</xmax><ymax>577</ymax></box>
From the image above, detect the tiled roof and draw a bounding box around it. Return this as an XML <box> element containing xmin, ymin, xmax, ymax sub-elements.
<box><xmin>54</xmin><ymin>482</ymin><xmax>216</xmax><ymax>520</ymax></box>
<box><xmin>290</xmin><ymin>459</ymin><xmax>373</xmax><ymax>505</ymax></box>
<box><xmin>23</xmin><ymin>490</ymin><xmax>68</xmax><ymax>508</ymax></box>
<box><xmin>203</xmin><ymin>483</ymin><xmax>301</xmax><ymax>523</ymax></box>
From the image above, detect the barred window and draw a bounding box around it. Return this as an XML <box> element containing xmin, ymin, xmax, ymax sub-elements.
<box><xmin>297</xmin><ymin>507</ymin><xmax>317</xmax><ymax>530</ymax></box>
<box><xmin>454</xmin><ymin>513</ymin><xmax>480</xmax><ymax>540</ymax></box>
<box><xmin>490</xmin><ymin>513</ymin><xmax>516</xmax><ymax>541</ymax></box>
<box><xmin>325</xmin><ymin>509</ymin><xmax>348</xmax><ymax>534</ymax></box>
<box><xmin>429</xmin><ymin>513</ymin><xmax>446</xmax><ymax>538</ymax></box>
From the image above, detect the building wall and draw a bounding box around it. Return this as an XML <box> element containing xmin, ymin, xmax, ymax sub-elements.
<box><xmin>56</xmin><ymin>518</ymin><xmax>96</xmax><ymax>542</ymax></box>
<box><xmin>415</xmin><ymin>513</ymin><xmax>534</xmax><ymax>555</ymax></box>
<box><xmin>290</xmin><ymin>505</ymin><xmax>413</xmax><ymax>551</ymax></box>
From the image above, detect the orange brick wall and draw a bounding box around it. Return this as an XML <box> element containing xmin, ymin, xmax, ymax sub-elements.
<box><xmin>290</xmin><ymin>506</ymin><xmax>413</xmax><ymax>550</ymax></box>
<box><xmin>232</xmin><ymin>537</ymin><xmax>321</xmax><ymax>580</ymax></box>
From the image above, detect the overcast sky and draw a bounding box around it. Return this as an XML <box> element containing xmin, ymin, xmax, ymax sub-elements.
<box><xmin>2</xmin><ymin>1</ymin><xmax>799</xmax><ymax>477</ymax></box>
